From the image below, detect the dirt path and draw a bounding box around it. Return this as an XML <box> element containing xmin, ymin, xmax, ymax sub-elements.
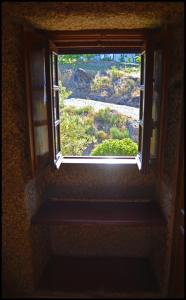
<box><xmin>64</xmin><ymin>98</ymin><xmax>139</xmax><ymax>120</ymax></box>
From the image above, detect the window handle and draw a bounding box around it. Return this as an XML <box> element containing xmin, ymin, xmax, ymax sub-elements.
<box><xmin>137</xmin><ymin>120</ymin><xmax>143</xmax><ymax>126</ymax></box>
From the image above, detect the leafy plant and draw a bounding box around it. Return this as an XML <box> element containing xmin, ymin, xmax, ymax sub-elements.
<box><xmin>107</xmin><ymin>66</ymin><xmax>124</xmax><ymax>79</ymax></box>
<box><xmin>95</xmin><ymin>130</ymin><xmax>108</xmax><ymax>141</ymax></box>
<box><xmin>85</xmin><ymin>126</ymin><xmax>96</xmax><ymax>136</ymax></box>
<box><xmin>91</xmin><ymin>139</ymin><xmax>138</xmax><ymax>156</ymax></box>
<box><xmin>135</xmin><ymin>56</ymin><xmax>141</xmax><ymax>63</ymax></box>
<box><xmin>110</xmin><ymin>127</ymin><xmax>129</xmax><ymax>139</ymax></box>
<box><xmin>91</xmin><ymin>73</ymin><xmax>111</xmax><ymax>91</ymax></box>
<box><xmin>74</xmin><ymin>106</ymin><xmax>94</xmax><ymax>116</ymax></box>
<box><xmin>60</xmin><ymin>112</ymin><xmax>96</xmax><ymax>156</ymax></box>
<box><xmin>58</xmin><ymin>54</ymin><xmax>99</xmax><ymax>65</ymax></box>
<box><xmin>114</xmin><ymin>77</ymin><xmax>136</xmax><ymax>96</ymax></box>
<box><xmin>59</xmin><ymin>81</ymin><xmax>72</xmax><ymax>109</ymax></box>
<box><xmin>95</xmin><ymin>107</ymin><xmax>111</xmax><ymax>124</ymax></box>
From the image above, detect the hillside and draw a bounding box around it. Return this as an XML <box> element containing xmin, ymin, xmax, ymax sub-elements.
<box><xmin>58</xmin><ymin>61</ymin><xmax>140</xmax><ymax>108</ymax></box>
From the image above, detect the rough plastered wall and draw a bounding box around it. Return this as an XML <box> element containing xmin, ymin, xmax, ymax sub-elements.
<box><xmin>43</xmin><ymin>163</ymin><xmax>156</xmax><ymax>200</ymax></box>
<box><xmin>2</xmin><ymin>14</ymin><xmax>51</xmax><ymax>299</ymax></box>
<box><xmin>150</xmin><ymin>22</ymin><xmax>184</xmax><ymax>296</ymax></box>
<box><xmin>2</xmin><ymin>2</ymin><xmax>184</xmax><ymax>298</ymax></box>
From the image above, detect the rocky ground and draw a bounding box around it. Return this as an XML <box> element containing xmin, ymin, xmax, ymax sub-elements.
<box><xmin>64</xmin><ymin>98</ymin><xmax>139</xmax><ymax>120</ymax></box>
<box><xmin>59</xmin><ymin>61</ymin><xmax>140</xmax><ymax>108</ymax></box>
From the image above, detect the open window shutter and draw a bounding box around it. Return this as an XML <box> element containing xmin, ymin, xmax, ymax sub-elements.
<box><xmin>46</xmin><ymin>41</ymin><xmax>62</xmax><ymax>168</ymax></box>
<box><xmin>150</xmin><ymin>48</ymin><xmax>162</xmax><ymax>166</ymax></box>
<box><xmin>136</xmin><ymin>38</ymin><xmax>154</xmax><ymax>173</ymax></box>
<box><xmin>24</xmin><ymin>28</ymin><xmax>50</xmax><ymax>176</ymax></box>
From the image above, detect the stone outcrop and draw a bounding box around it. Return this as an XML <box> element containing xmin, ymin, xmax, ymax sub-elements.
<box><xmin>73</xmin><ymin>68</ymin><xmax>92</xmax><ymax>87</ymax></box>
<box><xmin>59</xmin><ymin>63</ymin><xmax>140</xmax><ymax>107</ymax></box>
<box><xmin>127</xmin><ymin>120</ymin><xmax>139</xmax><ymax>143</ymax></box>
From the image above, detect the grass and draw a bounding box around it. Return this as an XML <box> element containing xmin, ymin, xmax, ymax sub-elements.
<box><xmin>60</xmin><ymin>105</ymin><xmax>137</xmax><ymax>156</ymax></box>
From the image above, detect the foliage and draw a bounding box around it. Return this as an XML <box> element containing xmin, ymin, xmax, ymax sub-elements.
<box><xmin>58</xmin><ymin>54</ymin><xmax>98</xmax><ymax>64</ymax></box>
<box><xmin>74</xmin><ymin>106</ymin><xmax>94</xmax><ymax>116</ymax></box>
<box><xmin>107</xmin><ymin>66</ymin><xmax>124</xmax><ymax>79</ymax></box>
<box><xmin>58</xmin><ymin>55</ymin><xmax>81</xmax><ymax>64</ymax></box>
<box><xmin>60</xmin><ymin>111</ymin><xmax>96</xmax><ymax>156</ymax></box>
<box><xmin>101</xmin><ymin>56</ymin><xmax>113</xmax><ymax>61</ymax></box>
<box><xmin>114</xmin><ymin>77</ymin><xmax>136</xmax><ymax>96</ymax></box>
<box><xmin>110</xmin><ymin>127</ymin><xmax>129</xmax><ymax>139</ymax></box>
<box><xmin>91</xmin><ymin>73</ymin><xmax>112</xmax><ymax>91</ymax></box>
<box><xmin>95</xmin><ymin>130</ymin><xmax>108</xmax><ymax>141</ymax></box>
<box><xmin>91</xmin><ymin>138</ymin><xmax>138</xmax><ymax>156</ymax></box>
<box><xmin>95</xmin><ymin>108</ymin><xmax>127</xmax><ymax>131</ymax></box>
<box><xmin>135</xmin><ymin>56</ymin><xmax>141</xmax><ymax>63</ymax></box>
<box><xmin>59</xmin><ymin>81</ymin><xmax>72</xmax><ymax>109</ymax></box>
<box><xmin>85</xmin><ymin>125</ymin><xmax>96</xmax><ymax>136</ymax></box>
<box><xmin>90</xmin><ymin>66</ymin><xmax>139</xmax><ymax>95</ymax></box>
<box><xmin>58</xmin><ymin>56</ymin><xmax>140</xmax><ymax>156</ymax></box>
<box><xmin>123</xmin><ymin>67</ymin><xmax>140</xmax><ymax>74</ymax></box>
<box><xmin>95</xmin><ymin>107</ymin><xmax>111</xmax><ymax>124</ymax></box>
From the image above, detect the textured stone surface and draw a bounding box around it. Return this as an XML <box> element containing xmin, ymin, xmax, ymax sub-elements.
<box><xmin>2</xmin><ymin>19</ymin><xmax>35</xmax><ymax>297</ymax></box>
<box><xmin>50</xmin><ymin>224</ymin><xmax>152</xmax><ymax>257</ymax></box>
<box><xmin>2</xmin><ymin>2</ymin><xmax>184</xmax><ymax>30</ymax></box>
<box><xmin>2</xmin><ymin>17</ymin><xmax>51</xmax><ymax>297</ymax></box>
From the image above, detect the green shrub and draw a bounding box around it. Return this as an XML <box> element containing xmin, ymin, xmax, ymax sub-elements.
<box><xmin>85</xmin><ymin>126</ymin><xmax>96</xmax><ymax>136</ymax></box>
<box><xmin>63</xmin><ymin>105</ymin><xmax>76</xmax><ymax>115</ymax></box>
<box><xmin>107</xmin><ymin>66</ymin><xmax>124</xmax><ymax>79</ymax></box>
<box><xmin>110</xmin><ymin>127</ymin><xmax>129</xmax><ymax>139</ymax></box>
<box><xmin>123</xmin><ymin>67</ymin><xmax>140</xmax><ymax>75</ymax></box>
<box><xmin>91</xmin><ymin>73</ymin><xmax>111</xmax><ymax>91</ymax></box>
<box><xmin>59</xmin><ymin>81</ymin><xmax>72</xmax><ymax>109</ymax></box>
<box><xmin>95</xmin><ymin>108</ymin><xmax>112</xmax><ymax>124</ymax></box>
<box><xmin>114</xmin><ymin>77</ymin><xmax>136</xmax><ymax>96</ymax></box>
<box><xmin>75</xmin><ymin>106</ymin><xmax>94</xmax><ymax>115</ymax></box>
<box><xmin>95</xmin><ymin>130</ymin><xmax>108</xmax><ymax>141</ymax></box>
<box><xmin>95</xmin><ymin>109</ymin><xmax>128</xmax><ymax>131</ymax></box>
<box><xmin>60</xmin><ymin>112</ymin><xmax>96</xmax><ymax>156</ymax></box>
<box><xmin>91</xmin><ymin>138</ymin><xmax>138</xmax><ymax>156</ymax></box>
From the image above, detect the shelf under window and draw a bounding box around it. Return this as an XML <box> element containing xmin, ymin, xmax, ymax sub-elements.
<box><xmin>31</xmin><ymin>200</ymin><xmax>166</xmax><ymax>225</ymax></box>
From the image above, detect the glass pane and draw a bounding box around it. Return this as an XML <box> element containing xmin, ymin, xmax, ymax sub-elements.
<box><xmin>55</xmin><ymin>125</ymin><xmax>60</xmax><ymax>155</ymax></box>
<box><xmin>31</xmin><ymin>48</ymin><xmax>47</xmax><ymax>122</ymax></box>
<box><xmin>53</xmin><ymin>90</ymin><xmax>59</xmax><ymax>120</ymax></box>
<box><xmin>150</xmin><ymin>127</ymin><xmax>158</xmax><ymax>158</ymax></box>
<box><xmin>52</xmin><ymin>53</ymin><xmax>58</xmax><ymax>86</ymax></box>
<box><xmin>140</xmin><ymin>53</ymin><xmax>145</xmax><ymax>85</ymax></box>
<box><xmin>33</xmin><ymin>90</ymin><xmax>47</xmax><ymax>122</ymax></box>
<box><xmin>34</xmin><ymin>125</ymin><xmax>49</xmax><ymax>156</ymax></box>
<box><xmin>139</xmin><ymin>90</ymin><xmax>144</xmax><ymax>120</ymax></box>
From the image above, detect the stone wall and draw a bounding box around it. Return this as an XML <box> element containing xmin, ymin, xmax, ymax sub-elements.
<box><xmin>2</xmin><ymin>17</ymin><xmax>51</xmax><ymax>298</ymax></box>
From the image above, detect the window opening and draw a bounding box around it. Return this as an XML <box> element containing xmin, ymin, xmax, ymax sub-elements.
<box><xmin>58</xmin><ymin>53</ymin><xmax>141</xmax><ymax>157</ymax></box>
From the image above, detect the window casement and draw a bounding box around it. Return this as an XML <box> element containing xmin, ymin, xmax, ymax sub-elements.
<box><xmin>24</xmin><ymin>28</ymin><xmax>163</xmax><ymax>176</ymax></box>
<box><xmin>46</xmin><ymin>42</ymin><xmax>63</xmax><ymax>168</ymax></box>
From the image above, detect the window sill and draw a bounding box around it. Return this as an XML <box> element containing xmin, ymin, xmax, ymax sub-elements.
<box><xmin>32</xmin><ymin>201</ymin><xmax>166</xmax><ymax>225</ymax></box>
<box><xmin>60</xmin><ymin>157</ymin><xmax>137</xmax><ymax>165</ymax></box>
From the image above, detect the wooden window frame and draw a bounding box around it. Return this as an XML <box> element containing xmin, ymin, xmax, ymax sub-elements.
<box><xmin>25</xmin><ymin>28</ymin><xmax>163</xmax><ymax>174</ymax></box>
<box><xmin>24</xmin><ymin>28</ymin><xmax>51</xmax><ymax>176</ymax></box>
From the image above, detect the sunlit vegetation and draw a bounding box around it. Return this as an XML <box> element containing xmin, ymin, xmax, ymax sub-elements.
<box><xmin>58</xmin><ymin>54</ymin><xmax>140</xmax><ymax>156</ymax></box>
